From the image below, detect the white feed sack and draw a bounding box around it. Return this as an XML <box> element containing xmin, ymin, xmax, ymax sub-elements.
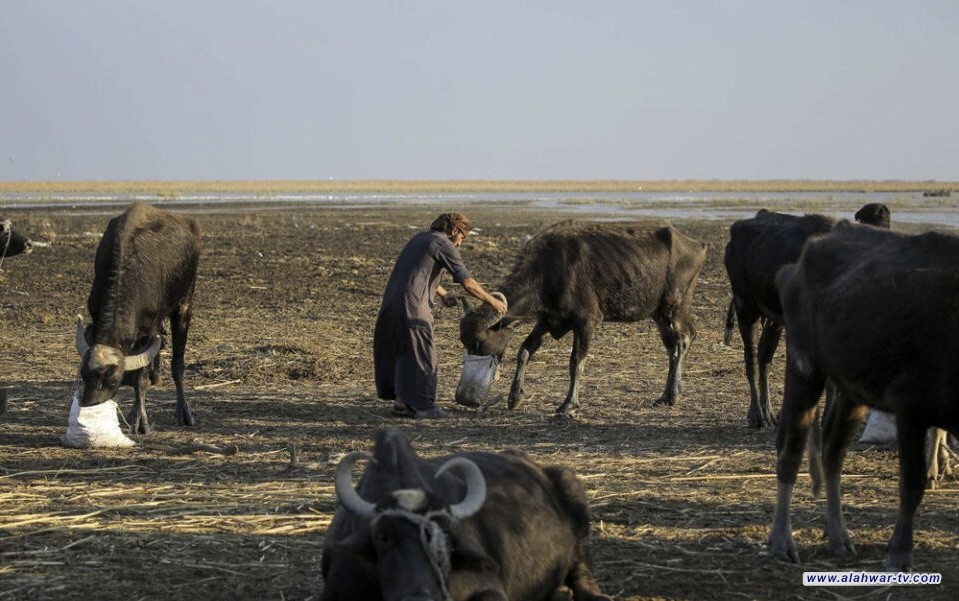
<box><xmin>61</xmin><ymin>387</ymin><xmax>135</xmax><ymax>448</ymax></box>
<box><xmin>859</xmin><ymin>410</ymin><xmax>897</xmax><ymax>444</ymax></box>
<box><xmin>455</xmin><ymin>354</ymin><xmax>499</xmax><ymax>408</ymax></box>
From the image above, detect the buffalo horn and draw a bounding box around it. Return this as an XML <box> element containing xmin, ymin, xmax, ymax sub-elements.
<box><xmin>334</xmin><ymin>451</ymin><xmax>378</xmax><ymax>518</ymax></box>
<box><xmin>124</xmin><ymin>336</ymin><xmax>162</xmax><ymax>371</ymax></box>
<box><xmin>482</xmin><ymin>292</ymin><xmax>509</xmax><ymax>329</ymax></box>
<box><xmin>75</xmin><ymin>316</ymin><xmax>90</xmax><ymax>357</ymax></box>
<box><xmin>436</xmin><ymin>456</ymin><xmax>487</xmax><ymax>519</ymax></box>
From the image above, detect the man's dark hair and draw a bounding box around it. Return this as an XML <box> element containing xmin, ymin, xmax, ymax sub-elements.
<box><xmin>430</xmin><ymin>213</ymin><xmax>472</xmax><ymax>235</ymax></box>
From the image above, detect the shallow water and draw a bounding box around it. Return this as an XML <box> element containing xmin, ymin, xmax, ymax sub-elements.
<box><xmin>2</xmin><ymin>189</ymin><xmax>956</xmax><ymax>227</ymax></box>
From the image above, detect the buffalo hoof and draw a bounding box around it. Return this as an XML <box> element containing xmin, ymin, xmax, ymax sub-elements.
<box><xmin>128</xmin><ymin>418</ymin><xmax>151</xmax><ymax>436</ymax></box>
<box><xmin>768</xmin><ymin>533</ymin><xmax>801</xmax><ymax>564</ymax></box>
<box><xmin>827</xmin><ymin>535</ymin><xmax>856</xmax><ymax>558</ymax></box>
<box><xmin>176</xmin><ymin>406</ymin><xmax>197</xmax><ymax>427</ymax></box>
<box><xmin>883</xmin><ymin>551</ymin><xmax>912</xmax><ymax>573</ymax></box>
<box><xmin>507</xmin><ymin>389</ymin><xmax>525</xmax><ymax>410</ymax></box>
<box><xmin>653</xmin><ymin>395</ymin><xmax>676</xmax><ymax>407</ymax></box>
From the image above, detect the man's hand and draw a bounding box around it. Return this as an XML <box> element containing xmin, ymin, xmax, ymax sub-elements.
<box><xmin>487</xmin><ymin>296</ymin><xmax>507</xmax><ymax>316</ymax></box>
<box><xmin>442</xmin><ymin>291</ymin><xmax>459</xmax><ymax>307</ymax></box>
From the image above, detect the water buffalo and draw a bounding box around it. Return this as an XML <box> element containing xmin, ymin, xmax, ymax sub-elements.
<box><xmin>457</xmin><ymin>220</ymin><xmax>706</xmax><ymax>416</ymax></box>
<box><xmin>770</xmin><ymin>222</ymin><xmax>959</xmax><ymax>571</ymax></box>
<box><xmin>321</xmin><ymin>427</ymin><xmax>611</xmax><ymax>601</ymax></box>
<box><xmin>0</xmin><ymin>219</ymin><xmax>34</xmax><ymax>262</ymax></box>
<box><xmin>722</xmin><ymin>204</ymin><xmax>890</xmax><ymax>428</ymax></box>
<box><xmin>74</xmin><ymin>202</ymin><xmax>200</xmax><ymax>435</ymax></box>
<box><xmin>1</xmin><ymin>219</ymin><xmax>35</xmax><ymax>414</ymax></box>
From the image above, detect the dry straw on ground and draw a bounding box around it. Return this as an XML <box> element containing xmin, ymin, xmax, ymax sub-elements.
<box><xmin>1</xmin><ymin>188</ymin><xmax>957</xmax><ymax>600</ymax></box>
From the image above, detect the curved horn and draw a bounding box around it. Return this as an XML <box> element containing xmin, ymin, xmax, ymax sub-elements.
<box><xmin>436</xmin><ymin>457</ymin><xmax>487</xmax><ymax>520</ymax></box>
<box><xmin>482</xmin><ymin>292</ymin><xmax>509</xmax><ymax>329</ymax></box>
<box><xmin>75</xmin><ymin>316</ymin><xmax>90</xmax><ymax>357</ymax></box>
<box><xmin>458</xmin><ymin>296</ymin><xmax>471</xmax><ymax>315</ymax></box>
<box><xmin>334</xmin><ymin>451</ymin><xmax>377</xmax><ymax>518</ymax></box>
<box><xmin>123</xmin><ymin>336</ymin><xmax>162</xmax><ymax>372</ymax></box>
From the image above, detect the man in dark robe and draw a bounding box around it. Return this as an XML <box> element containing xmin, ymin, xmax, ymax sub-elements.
<box><xmin>374</xmin><ymin>213</ymin><xmax>507</xmax><ymax>419</ymax></box>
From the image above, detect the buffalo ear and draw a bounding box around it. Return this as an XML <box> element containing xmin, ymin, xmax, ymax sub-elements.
<box><xmin>332</xmin><ymin>531</ymin><xmax>376</xmax><ymax>562</ymax></box>
<box><xmin>450</xmin><ymin>532</ymin><xmax>500</xmax><ymax>573</ymax></box>
<box><xmin>499</xmin><ymin>316</ymin><xmax>520</xmax><ymax>330</ymax></box>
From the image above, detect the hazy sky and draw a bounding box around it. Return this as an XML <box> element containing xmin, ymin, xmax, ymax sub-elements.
<box><xmin>2</xmin><ymin>1</ymin><xmax>957</xmax><ymax>181</ymax></box>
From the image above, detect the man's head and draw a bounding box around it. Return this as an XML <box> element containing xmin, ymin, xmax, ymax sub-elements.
<box><xmin>431</xmin><ymin>213</ymin><xmax>471</xmax><ymax>247</ymax></box>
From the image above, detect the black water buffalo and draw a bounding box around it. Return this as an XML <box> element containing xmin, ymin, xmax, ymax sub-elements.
<box><xmin>770</xmin><ymin>223</ymin><xmax>959</xmax><ymax>571</ymax></box>
<box><xmin>853</xmin><ymin>202</ymin><xmax>891</xmax><ymax>228</ymax></box>
<box><xmin>75</xmin><ymin>202</ymin><xmax>200</xmax><ymax>435</ymax></box>
<box><xmin>722</xmin><ymin>205</ymin><xmax>890</xmax><ymax>428</ymax></box>
<box><xmin>1</xmin><ymin>219</ymin><xmax>33</xmax><ymax>260</ymax></box>
<box><xmin>1</xmin><ymin>218</ymin><xmax>34</xmax><ymax>413</ymax></box>
<box><xmin>458</xmin><ymin>220</ymin><xmax>706</xmax><ymax>416</ymax></box>
<box><xmin>321</xmin><ymin>427</ymin><xmax>610</xmax><ymax>601</ymax></box>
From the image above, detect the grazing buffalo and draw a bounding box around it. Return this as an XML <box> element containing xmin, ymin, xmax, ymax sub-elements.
<box><xmin>0</xmin><ymin>219</ymin><xmax>33</xmax><ymax>261</ymax></box>
<box><xmin>321</xmin><ymin>427</ymin><xmax>611</xmax><ymax>601</ymax></box>
<box><xmin>457</xmin><ymin>220</ymin><xmax>706</xmax><ymax>416</ymax></box>
<box><xmin>722</xmin><ymin>205</ymin><xmax>890</xmax><ymax>428</ymax></box>
<box><xmin>770</xmin><ymin>223</ymin><xmax>959</xmax><ymax>571</ymax></box>
<box><xmin>75</xmin><ymin>202</ymin><xmax>200</xmax><ymax>435</ymax></box>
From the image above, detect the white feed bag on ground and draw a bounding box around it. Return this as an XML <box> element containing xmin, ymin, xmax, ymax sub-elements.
<box><xmin>859</xmin><ymin>410</ymin><xmax>897</xmax><ymax>444</ymax></box>
<box><xmin>455</xmin><ymin>354</ymin><xmax>499</xmax><ymax>408</ymax></box>
<box><xmin>61</xmin><ymin>389</ymin><xmax>135</xmax><ymax>448</ymax></box>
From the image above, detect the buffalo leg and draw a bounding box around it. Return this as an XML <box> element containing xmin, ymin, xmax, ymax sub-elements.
<box><xmin>556</xmin><ymin>320</ymin><xmax>594</xmax><ymax>416</ymax></box>
<box><xmin>508</xmin><ymin>320</ymin><xmax>551</xmax><ymax>410</ymax></box>
<box><xmin>806</xmin><ymin>381</ymin><xmax>842</xmax><ymax>498</ymax></box>
<box><xmin>886</xmin><ymin>410</ymin><xmax>927</xmax><ymax>572</ymax></box>
<box><xmin>820</xmin><ymin>395</ymin><xmax>868</xmax><ymax>557</ymax></box>
<box><xmin>735</xmin><ymin>307</ymin><xmax>765</xmax><ymax>428</ymax></box>
<box><xmin>769</xmin><ymin>357</ymin><xmax>825</xmax><ymax>564</ymax></box>
<box><xmin>926</xmin><ymin>428</ymin><xmax>955</xmax><ymax>486</ymax></box>
<box><xmin>128</xmin><ymin>372</ymin><xmax>152</xmax><ymax>435</ymax></box>
<box><xmin>565</xmin><ymin>548</ymin><xmax>612</xmax><ymax>601</ymax></box>
<box><xmin>653</xmin><ymin>316</ymin><xmax>690</xmax><ymax>406</ymax></box>
<box><xmin>756</xmin><ymin>319</ymin><xmax>783</xmax><ymax>428</ymax></box>
<box><xmin>169</xmin><ymin>307</ymin><xmax>196</xmax><ymax>426</ymax></box>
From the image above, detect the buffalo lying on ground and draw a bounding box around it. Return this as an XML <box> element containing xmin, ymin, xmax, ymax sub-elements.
<box><xmin>75</xmin><ymin>202</ymin><xmax>201</xmax><ymax>435</ymax></box>
<box><xmin>722</xmin><ymin>204</ymin><xmax>890</xmax><ymax>428</ymax></box>
<box><xmin>458</xmin><ymin>220</ymin><xmax>706</xmax><ymax>416</ymax></box>
<box><xmin>321</xmin><ymin>427</ymin><xmax>610</xmax><ymax>601</ymax></box>
<box><xmin>1</xmin><ymin>219</ymin><xmax>33</xmax><ymax>261</ymax></box>
<box><xmin>770</xmin><ymin>222</ymin><xmax>959</xmax><ymax>571</ymax></box>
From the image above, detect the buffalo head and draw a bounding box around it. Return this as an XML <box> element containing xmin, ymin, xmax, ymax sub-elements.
<box><xmin>1</xmin><ymin>219</ymin><xmax>33</xmax><ymax>259</ymax></box>
<box><xmin>331</xmin><ymin>448</ymin><xmax>497</xmax><ymax>601</ymax></box>
<box><xmin>74</xmin><ymin>316</ymin><xmax>162</xmax><ymax>407</ymax></box>
<box><xmin>456</xmin><ymin>293</ymin><xmax>514</xmax><ymax>407</ymax></box>
<box><xmin>458</xmin><ymin>292</ymin><xmax>512</xmax><ymax>359</ymax></box>
<box><xmin>854</xmin><ymin>203</ymin><xmax>891</xmax><ymax>229</ymax></box>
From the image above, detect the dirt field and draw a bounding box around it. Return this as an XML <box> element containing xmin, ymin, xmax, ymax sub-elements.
<box><xmin>1</xmin><ymin>199</ymin><xmax>957</xmax><ymax>600</ymax></box>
